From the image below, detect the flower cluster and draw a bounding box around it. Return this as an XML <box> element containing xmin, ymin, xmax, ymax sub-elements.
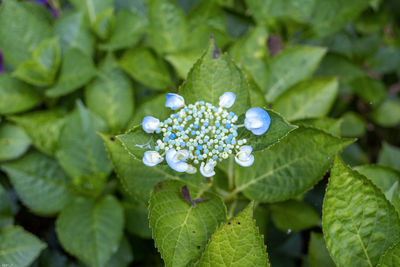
<box><xmin>140</xmin><ymin>92</ymin><xmax>271</xmax><ymax>177</ymax></box>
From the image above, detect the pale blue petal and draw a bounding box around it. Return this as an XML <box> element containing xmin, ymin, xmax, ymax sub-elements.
<box><xmin>219</xmin><ymin>92</ymin><xmax>236</xmax><ymax>108</ymax></box>
<box><xmin>244</xmin><ymin>107</ymin><xmax>271</xmax><ymax>135</ymax></box>
<box><xmin>165</xmin><ymin>93</ymin><xmax>185</xmax><ymax>110</ymax></box>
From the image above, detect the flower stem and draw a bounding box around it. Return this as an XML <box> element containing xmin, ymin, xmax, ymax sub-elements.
<box><xmin>228</xmin><ymin>199</ymin><xmax>238</xmax><ymax>218</ymax></box>
<box><xmin>223</xmin><ymin>187</ymin><xmax>241</xmax><ymax>202</ymax></box>
<box><xmin>227</xmin><ymin>156</ymin><xmax>235</xmax><ymax>191</ymax></box>
<box><xmin>195</xmin><ymin>178</ymin><xmax>213</xmax><ymax>199</ymax></box>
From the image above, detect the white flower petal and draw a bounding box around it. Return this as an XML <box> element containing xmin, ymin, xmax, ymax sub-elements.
<box><xmin>219</xmin><ymin>92</ymin><xmax>236</xmax><ymax>108</ymax></box>
<box><xmin>166</xmin><ymin>149</ymin><xmax>189</xmax><ymax>172</ymax></box>
<box><xmin>165</xmin><ymin>93</ymin><xmax>185</xmax><ymax>110</ymax></box>
<box><xmin>186</xmin><ymin>165</ymin><xmax>197</xmax><ymax>174</ymax></box>
<box><xmin>235</xmin><ymin>146</ymin><xmax>255</xmax><ymax>167</ymax></box>
<box><xmin>142</xmin><ymin>116</ymin><xmax>160</xmax><ymax>133</ymax></box>
<box><xmin>143</xmin><ymin>151</ymin><xmax>163</xmax><ymax>167</ymax></box>
<box><xmin>200</xmin><ymin>161</ymin><xmax>216</xmax><ymax>177</ymax></box>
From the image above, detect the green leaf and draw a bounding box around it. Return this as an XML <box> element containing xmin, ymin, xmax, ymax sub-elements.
<box><xmin>106</xmin><ymin>236</ymin><xmax>134</xmax><ymax>267</ymax></box>
<box><xmin>69</xmin><ymin>0</ymin><xmax>113</xmax><ymax>25</ymax></box>
<box><xmin>179</xmin><ymin>38</ymin><xmax>251</xmax><ymax>115</ymax></box>
<box><xmin>377</xmin><ymin>241</ymin><xmax>400</xmax><ymax>267</ymax></box>
<box><xmin>197</xmin><ymin>202</ymin><xmax>270</xmax><ymax>267</ymax></box>
<box><xmin>0</xmin><ymin>0</ymin><xmax>52</xmax><ymax>68</ymax></box>
<box><xmin>0</xmin><ymin>74</ymin><xmax>42</xmax><ymax>115</ymax></box>
<box><xmin>101</xmin><ymin>132</ymin><xmax>177</xmax><ymax>202</ymax></box>
<box><xmin>128</xmin><ymin>94</ymin><xmax>171</xmax><ymax>128</ymax></box>
<box><xmin>248</xmin><ymin>79</ymin><xmax>268</xmax><ymax>107</ymax></box>
<box><xmin>56</xmin><ymin>102</ymin><xmax>112</xmax><ymax>188</ymax></box>
<box><xmin>366</xmin><ymin>46</ymin><xmax>400</xmax><ymax>74</ymax></box>
<box><xmin>0</xmin><ymin>123</ymin><xmax>31</xmax><ymax>161</ymax></box>
<box><xmin>149</xmin><ymin>180</ymin><xmax>227</xmax><ymax>267</ymax></box>
<box><xmin>92</xmin><ymin>8</ymin><xmax>115</xmax><ymax>40</ymax></box>
<box><xmin>295</xmin><ymin>117</ymin><xmax>342</xmax><ymax>137</ymax></box>
<box><xmin>272</xmin><ymin>77</ymin><xmax>338</xmax><ymax>121</ymax></box>
<box><xmin>341</xmin><ymin>143</ymin><xmax>369</xmax><ymax>167</ymax></box>
<box><xmin>310</xmin><ymin>0</ymin><xmax>371</xmax><ymax>37</ymax></box>
<box><xmin>9</xmin><ymin>109</ymin><xmax>66</xmax><ymax>156</ymax></box>
<box><xmin>371</xmin><ymin>98</ymin><xmax>400</xmax><ymax>127</ymax></box>
<box><xmin>0</xmin><ymin>184</ymin><xmax>13</xmax><ymax>228</ymax></box>
<box><xmin>245</xmin><ymin>0</ymin><xmax>316</xmax><ymax>24</ymax></box>
<box><xmin>378</xmin><ymin>142</ymin><xmax>400</xmax><ymax>172</ymax></box>
<box><xmin>115</xmin><ymin>126</ymin><xmax>155</xmax><ymax>159</ymax></box>
<box><xmin>323</xmin><ymin>156</ymin><xmax>400</xmax><ymax>267</ymax></box>
<box><xmin>265</xmin><ymin>46</ymin><xmax>326</xmax><ymax>103</ymax></box>
<box><xmin>229</xmin><ymin>25</ymin><xmax>270</xmax><ymax>92</ymax></box>
<box><xmin>238</xmin><ymin>109</ymin><xmax>297</xmax><ymax>152</ymax></box>
<box><xmin>33</xmin><ymin>248</ymin><xmax>79</xmax><ymax>267</ymax></box>
<box><xmin>148</xmin><ymin>0</ymin><xmax>187</xmax><ymax>55</ymax></box>
<box><xmin>321</xmin><ymin>31</ymin><xmax>380</xmax><ymax>59</ymax></box>
<box><xmin>355</xmin><ymin>164</ymin><xmax>400</xmax><ymax>215</ymax></box>
<box><xmin>187</xmin><ymin>0</ymin><xmax>227</xmax><ymax>35</ymax></box>
<box><xmin>308</xmin><ymin>232</ymin><xmax>335</xmax><ymax>267</ymax></box>
<box><xmin>54</xmin><ymin>11</ymin><xmax>96</xmax><ymax>56</ymax></box>
<box><xmin>340</xmin><ymin>111</ymin><xmax>367</xmax><ymax>138</ymax></box>
<box><xmin>85</xmin><ymin>54</ymin><xmax>134</xmax><ymax>132</ymax></box>
<box><xmin>119</xmin><ymin>47</ymin><xmax>170</xmax><ymax>91</ymax></box>
<box><xmin>351</xmin><ymin>77</ymin><xmax>386</xmax><ymax>107</ymax></box>
<box><xmin>185</xmin><ymin>0</ymin><xmax>231</xmax><ymax>53</ymax></box>
<box><xmin>56</xmin><ymin>195</ymin><xmax>124</xmax><ymax>267</ymax></box>
<box><xmin>99</xmin><ymin>9</ymin><xmax>147</xmax><ymax>51</ymax></box>
<box><xmin>315</xmin><ymin>54</ymin><xmax>366</xmax><ymax>91</ymax></box>
<box><xmin>123</xmin><ymin>196</ymin><xmax>152</xmax><ymax>239</ymax></box>
<box><xmin>186</xmin><ymin>27</ymin><xmax>231</xmax><ymax>57</ymax></box>
<box><xmin>13</xmin><ymin>37</ymin><xmax>61</xmax><ymax>86</ymax></box>
<box><xmin>234</xmin><ymin>128</ymin><xmax>354</xmax><ymax>202</ymax></box>
<box><xmin>0</xmin><ymin>225</ymin><xmax>46</xmax><ymax>267</ymax></box>
<box><xmin>46</xmin><ymin>48</ymin><xmax>96</xmax><ymax>97</ymax></box>
<box><xmin>166</xmin><ymin>51</ymin><xmax>203</xmax><ymax>79</ymax></box>
<box><xmin>102</xmin><ymin>127</ymin><xmax>203</xmax><ymax>201</ymax></box>
<box><xmin>270</xmin><ymin>199</ymin><xmax>321</xmax><ymax>232</ymax></box>
<box><xmin>1</xmin><ymin>151</ymin><xmax>75</xmax><ymax>215</ymax></box>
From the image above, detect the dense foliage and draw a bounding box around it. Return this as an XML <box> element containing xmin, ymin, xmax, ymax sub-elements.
<box><xmin>0</xmin><ymin>0</ymin><xmax>400</xmax><ymax>266</ymax></box>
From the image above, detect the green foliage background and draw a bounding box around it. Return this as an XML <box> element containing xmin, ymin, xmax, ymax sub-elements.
<box><xmin>0</xmin><ymin>0</ymin><xmax>400</xmax><ymax>266</ymax></box>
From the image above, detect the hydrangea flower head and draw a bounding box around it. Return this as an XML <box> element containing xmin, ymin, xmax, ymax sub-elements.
<box><xmin>140</xmin><ymin>92</ymin><xmax>271</xmax><ymax>177</ymax></box>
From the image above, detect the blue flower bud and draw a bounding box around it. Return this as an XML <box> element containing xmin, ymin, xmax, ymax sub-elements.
<box><xmin>219</xmin><ymin>92</ymin><xmax>236</xmax><ymax>108</ymax></box>
<box><xmin>165</xmin><ymin>93</ymin><xmax>185</xmax><ymax>110</ymax></box>
<box><xmin>244</xmin><ymin>107</ymin><xmax>271</xmax><ymax>135</ymax></box>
